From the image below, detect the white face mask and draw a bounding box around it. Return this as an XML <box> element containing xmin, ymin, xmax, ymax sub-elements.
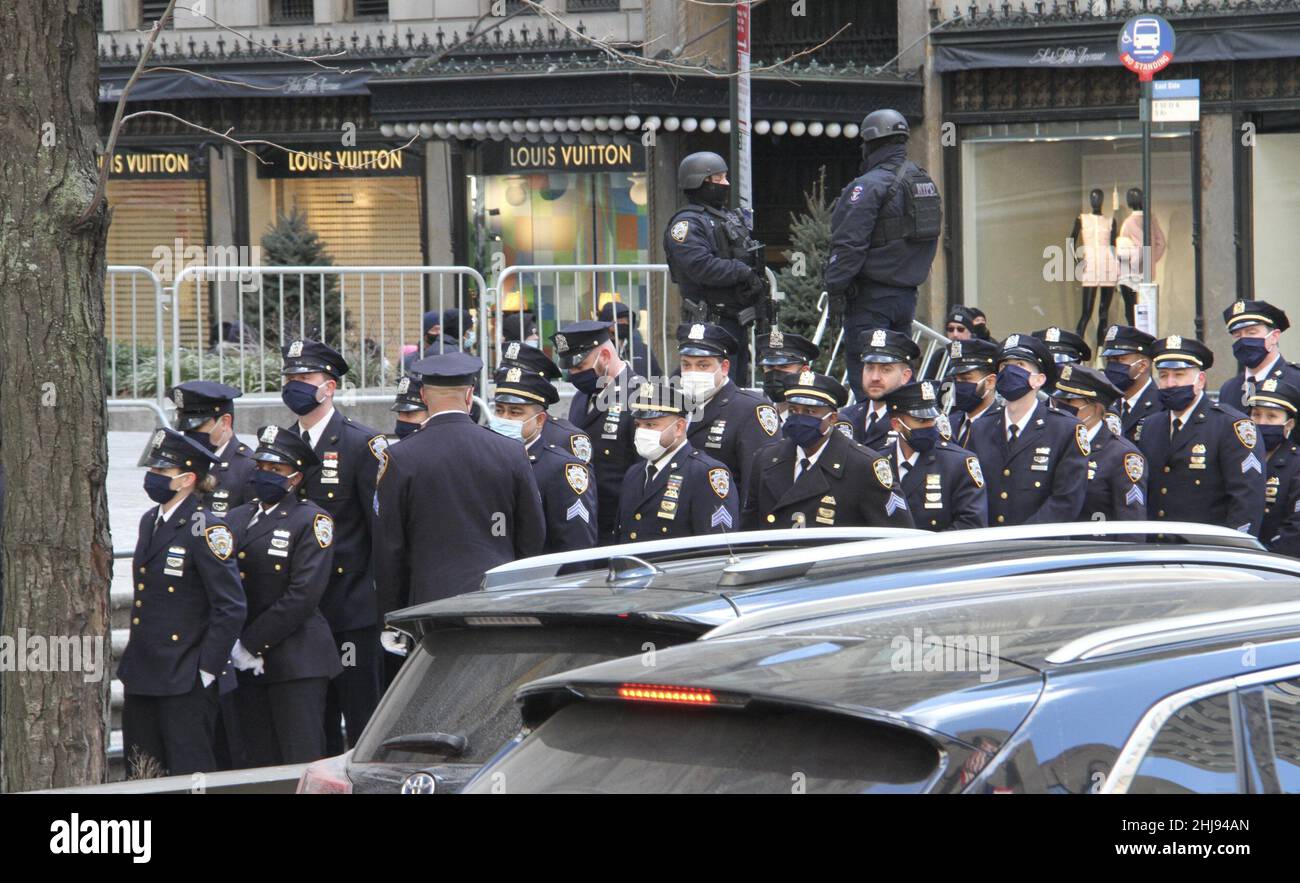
<box><xmin>680</xmin><ymin>370</ymin><xmax>720</xmax><ymax>403</ymax></box>
<box><xmin>634</xmin><ymin>426</ymin><xmax>671</xmax><ymax>462</ymax></box>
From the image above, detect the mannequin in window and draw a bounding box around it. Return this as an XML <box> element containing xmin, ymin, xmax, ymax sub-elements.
<box><xmin>1071</xmin><ymin>188</ymin><xmax>1118</xmax><ymax>343</ymax></box>
<box><xmin>1112</xmin><ymin>186</ymin><xmax>1167</xmax><ymax>337</ymax></box>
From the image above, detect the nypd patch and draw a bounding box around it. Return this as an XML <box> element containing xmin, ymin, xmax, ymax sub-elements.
<box><xmin>708</xmin><ymin>468</ymin><xmax>731</xmax><ymax>499</ymax></box>
<box><xmin>1123</xmin><ymin>452</ymin><xmax>1144</xmax><ymax>484</ymax></box>
<box><xmin>368</xmin><ymin>435</ymin><xmax>389</xmax><ymax>461</ymax></box>
<box><xmin>835</xmin><ymin>422</ymin><xmax>854</xmax><ymax>440</ymax></box>
<box><xmin>204</xmin><ymin>525</ymin><xmax>234</xmax><ymax>561</ymax></box>
<box><xmin>314</xmin><ymin>514</ymin><xmax>334</xmax><ymax>549</ymax></box>
<box><xmin>670</xmin><ymin>220</ymin><xmax>690</xmax><ymax>243</ymax></box>
<box><xmin>565</xmin><ymin>462</ymin><xmax>590</xmax><ymax>496</ymax></box>
<box><xmin>873</xmin><ymin>458</ymin><xmax>893</xmax><ymax>489</ymax></box>
<box><xmin>1075</xmin><ymin>423</ymin><xmax>1090</xmax><ymax>457</ymax></box>
<box><xmin>570</xmin><ymin>434</ymin><xmax>592</xmax><ymax>463</ymax></box>
<box><xmin>936</xmin><ymin>413</ymin><xmax>952</xmax><ymax>442</ymax></box>
<box><xmin>965</xmin><ymin>457</ymin><xmax>984</xmax><ymax>489</ymax></box>
<box><xmin>1105</xmin><ymin>412</ymin><xmax>1123</xmax><ymax>437</ymax></box>
<box><xmin>1234</xmin><ymin>419</ymin><xmax>1257</xmax><ymax>449</ymax></box>
<box><xmin>849</xmin><ymin>184</ymin><xmax>864</xmax><ymax>203</ymax></box>
<box><xmin>756</xmin><ymin>405</ymin><xmax>779</xmax><ymax>437</ymax></box>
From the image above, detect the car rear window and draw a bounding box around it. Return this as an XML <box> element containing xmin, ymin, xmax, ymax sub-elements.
<box><xmin>352</xmin><ymin>626</ymin><xmax>689</xmax><ymax>765</ymax></box>
<box><xmin>467</xmin><ymin>700</ymin><xmax>942</xmax><ymax>794</ymax></box>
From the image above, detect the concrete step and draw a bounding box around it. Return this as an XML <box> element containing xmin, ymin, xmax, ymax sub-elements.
<box><xmin>110</xmin><ymin>586</ymin><xmax>133</xmax><ymax>632</ymax></box>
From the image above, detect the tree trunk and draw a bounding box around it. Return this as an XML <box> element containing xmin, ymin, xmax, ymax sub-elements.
<box><xmin>0</xmin><ymin>0</ymin><xmax>112</xmax><ymax>791</ymax></box>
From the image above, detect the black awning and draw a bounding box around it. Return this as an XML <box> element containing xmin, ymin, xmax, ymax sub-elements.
<box><xmin>98</xmin><ymin>68</ymin><xmax>376</xmax><ymax>103</ymax></box>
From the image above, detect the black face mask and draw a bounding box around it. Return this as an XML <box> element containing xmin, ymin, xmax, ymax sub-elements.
<box><xmin>763</xmin><ymin>370</ymin><xmax>788</xmax><ymax>402</ymax></box>
<box><xmin>695</xmin><ymin>181</ymin><xmax>730</xmax><ymax>208</ymax></box>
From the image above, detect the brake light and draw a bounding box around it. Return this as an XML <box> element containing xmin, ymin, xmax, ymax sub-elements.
<box><xmin>463</xmin><ymin>615</ymin><xmax>542</xmax><ymax>627</ymax></box>
<box><xmin>618</xmin><ymin>683</ymin><xmax>718</xmax><ymax>705</ymax></box>
<box><xmin>297</xmin><ymin>752</ymin><xmax>353</xmax><ymax>794</ymax></box>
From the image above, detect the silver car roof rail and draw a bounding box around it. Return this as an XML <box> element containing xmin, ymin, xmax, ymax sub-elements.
<box><xmin>1044</xmin><ymin>600</ymin><xmax>1300</xmax><ymax>664</ymax></box>
<box><xmin>479</xmin><ymin>527</ymin><xmax>923</xmax><ymax>590</ymax></box>
<box><xmin>717</xmin><ymin>521</ymin><xmax>1264</xmax><ymax>588</ymax></box>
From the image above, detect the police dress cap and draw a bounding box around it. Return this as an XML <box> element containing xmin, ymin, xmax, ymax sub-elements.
<box><xmin>678</xmin><ymin>151</ymin><xmax>728</xmax><ymax>190</ymax></box>
<box><xmin>552</xmin><ymin>320</ymin><xmax>612</xmax><ymax>367</ymax></box>
<box><xmin>677</xmin><ymin>322</ymin><xmax>739</xmax><ymax>358</ymax></box>
<box><xmin>1051</xmin><ymin>364</ymin><xmax>1122</xmax><ymax>407</ymax></box>
<box><xmin>169</xmin><ymin>380</ymin><xmax>242</xmax><ymax>430</ymax></box>
<box><xmin>1152</xmin><ymin>334</ymin><xmax>1214</xmax><ymax>371</ymax></box>
<box><xmin>632</xmin><ymin>378</ymin><xmax>692</xmax><ymax>420</ymax></box>
<box><xmin>250</xmin><ymin>424</ymin><xmax>320</xmax><ymax>470</ymax></box>
<box><xmin>1246</xmin><ymin>377</ymin><xmax>1300</xmax><ymax>415</ymax></box>
<box><xmin>757</xmin><ymin>329</ymin><xmax>819</xmax><ymax>367</ymax></box>
<box><xmin>858</xmin><ymin>327</ymin><xmax>920</xmax><ymax>364</ymax></box>
<box><xmin>944</xmin><ymin>338</ymin><xmax>999</xmax><ymax>376</ymax></box>
<box><xmin>390</xmin><ymin>374</ymin><xmax>425</xmax><ymax>413</ymax></box>
<box><xmin>999</xmin><ymin>333</ymin><xmax>1058</xmax><ymax>385</ymax></box>
<box><xmin>1100</xmin><ymin>324</ymin><xmax>1156</xmax><ymax>358</ymax></box>
<box><xmin>493</xmin><ymin>365</ymin><xmax>560</xmax><ymax>407</ymax></box>
<box><xmin>782</xmin><ymin>371</ymin><xmax>849</xmax><ymax>409</ymax></box>
<box><xmin>137</xmin><ymin>427</ymin><xmax>221</xmax><ymax>473</ymax></box>
<box><xmin>597</xmin><ymin>301</ymin><xmax>633</xmax><ymax>322</ymax></box>
<box><xmin>885</xmin><ymin>380</ymin><xmax>942</xmax><ymax>420</ymax></box>
<box><xmin>499</xmin><ymin>339</ymin><xmax>562</xmax><ymax>380</ymax></box>
<box><xmin>410</xmin><ymin>351</ymin><xmax>482</xmax><ymax>386</ymax></box>
<box><xmin>500</xmin><ymin>311</ymin><xmax>539</xmax><ymax>342</ymax></box>
<box><xmin>282</xmin><ymin>338</ymin><xmax>349</xmax><ymax>379</ymax></box>
<box><xmin>1223</xmin><ymin>299</ymin><xmax>1290</xmax><ymax>333</ymax></box>
<box><xmin>1032</xmin><ymin>326</ymin><xmax>1093</xmax><ymax>364</ymax></box>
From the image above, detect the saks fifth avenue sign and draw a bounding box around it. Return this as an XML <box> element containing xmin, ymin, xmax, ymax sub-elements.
<box><xmin>484</xmin><ymin>141</ymin><xmax>645</xmax><ymax>174</ymax></box>
<box><xmin>1029</xmin><ymin>46</ymin><xmax>1109</xmax><ymax>66</ymax></box>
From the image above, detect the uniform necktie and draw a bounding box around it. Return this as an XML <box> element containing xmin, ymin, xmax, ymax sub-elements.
<box><xmin>1171</xmin><ymin>417</ymin><xmax>1182</xmax><ymax>439</ymax></box>
<box><xmin>1120</xmin><ymin>400</ymin><xmax>1130</xmax><ymax>421</ymax></box>
<box><xmin>898</xmin><ymin>460</ymin><xmax>910</xmax><ymax>484</ymax></box>
<box><xmin>300</xmin><ymin>427</ymin><xmax>312</xmax><ymax>447</ymax></box>
<box><xmin>644</xmin><ymin>464</ymin><xmax>658</xmax><ymax>491</ymax></box>
<box><xmin>1007</xmin><ymin>424</ymin><xmax>1019</xmax><ymax>444</ymax></box>
<box><xmin>866</xmin><ymin>411</ymin><xmax>879</xmax><ymax>436</ymax></box>
<box><xmin>796</xmin><ymin>457</ymin><xmax>812</xmax><ymax>481</ymax></box>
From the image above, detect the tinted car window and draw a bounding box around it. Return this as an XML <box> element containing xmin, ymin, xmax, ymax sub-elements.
<box><xmin>352</xmin><ymin>626</ymin><xmax>686</xmax><ymax>765</ymax></box>
<box><xmin>466</xmin><ymin>701</ymin><xmax>941</xmax><ymax>794</ymax></box>
<box><xmin>1130</xmin><ymin>693</ymin><xmax>1240</xmax><ymax>794</ymax></box>
<box><xmin>1260</xmin><ymin>679</ymin><xmax>1300</xmax><ymax>792</ymax></box>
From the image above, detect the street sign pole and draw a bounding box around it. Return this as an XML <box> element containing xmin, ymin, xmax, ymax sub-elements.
<box><xmin>730</xmin><ymin>0</ymin><xmax>753</xmax><ymax>220</ymax></box>
<box><xmin>729</xmin><ymin>3</ymin><xmax>739</xmax><ymax>211</ymax></box>
<box><xmin>1142</xmin><ymin>77</ymin><xmax>1153</xmax><ymax>286</ymax></box>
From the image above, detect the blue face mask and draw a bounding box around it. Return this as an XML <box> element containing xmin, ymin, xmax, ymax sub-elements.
<box><xmin>250</xmin><ymin>470</ymin><xmax>296</xmax><ymax>505</ymax></box>
<box><xmin>1158</xmin><ymin>384</ymin><xmax>1197</xmax><ymax>412</ymax></box>
<box><xmin>782</xmin><ymin>413</ymin><xmax>827</xmax><ymax>449</ymax></box>
<box><xmin>1232</xmin><ymin>337</ymin><xmax>1270</xmax><ymax>369</ymax></box>
<box><xmin>143</xmin><ymin>471</ymin><xmax>178</xmax><ymax>504</ymax></box>
<box><xmin>183</xmin><ymin>429</ymin><xmax>214</xmax><ymax>452</ymax></box>
<box><xmin>995</xmin><ymin>364</ymin><xmax>1034</xmax><ymax>402</ymax></box>
<box><xmin>902</xmin><ymin>424</ymin><xmax>939</xmax><ymax>453</ymax></box>
<box><xmin>282</xmin><ymin>379</ymin><xmax>322</xmax><ymax>416</ymax></box>
<box><xmin>1104</xmin><ymin>361</ymin><xmax>1138</xmax><ymax>393</ymax></box>
<box><xmin>488</xmin><ymin>414</ymin><xmax>526</xmax><ymax>442</ymax></box>
<box><xmin>393</xmin><ymin>420</ymin><xmax>419</xmax><ymax>439</ymax></box>
<box><xmin>567</xmin><ymin>367</ymin><xmax>601</xmax><ymax>395</ymax></box>
<box><xmin>1054</xmin><ymin>400</ymin><xmax>1079</xmax><ymax>417</ymax></box>
<box><xmin>951</xmin><ymin>379</ymin><xmax>986</xmax><ymax>413</ymax></box>
<box><xmin>1260</xmin><ymin>424</ymin><xmax>1288</xmax><ymax>451</ymax></box>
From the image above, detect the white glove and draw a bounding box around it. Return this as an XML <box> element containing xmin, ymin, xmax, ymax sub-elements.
<box><xmin>231</xmin><ymin>640</ymin><xmax>260</xmax><ymax>672</ymax></box>
<box><xmin>380</xmin><ymin>627</ymin><xmax>411</xmax><ymax>656</ymax></box>
<box><xmin>251</xmin><ymin>655</ymin><xmax>265</xmax><ymax>677</ymax></box>
<box><xmin>199</xmin><ymin>670</ymin><xmax>216</xmax><ymax>689</ymax></box>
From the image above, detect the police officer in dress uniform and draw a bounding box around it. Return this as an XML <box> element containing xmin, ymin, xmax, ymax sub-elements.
<box><xmin>663</xmin><ymin>151</ymin><xmax>768</xmax><ymax>383</ymax></box>
<box><xmin>498</xmin><ymin>338</ymin><xmax>593</xmax><ymax>464</ymax></box>
<box><xmin>390</xmin><ymin>374</ymin><xmax>429</xmax><ymax>441</ymax></box>
<box><xmin>491</xmin><ymin>365</ymin><xmax>598</xmax><ymax>553</ymax></box>
<box><xmin>1248</xmin><ymin>379</ymin><xmax>1300</xmax><ymax>556</ymax></box>
<box><xmin>943</xmin><ymin>338</ymin><xmax>1002</xmax><ymax>449</ymax></box>
<box><xmin>968</xmin><ymin>334</ymin><xmax>1089</xmax><ymax>526</ymax></box>
<box><xmin>1217</xmin><ymin>300</ymin><xmax>1300</xmax><ymax>413</ymax></box>
<box><xmin>227</xmin><ymin>426</ymin><xmax>341</xmax><ymax>766</ymax></box>
<box><xmin>120</xmin><ymin>428</ymin><xmax>246</xmax><ymax>777</ymax></box>
<box><xmin>742</xmin><ymin>371</ymin><xmax>915</xmax><ymax>530</ymax></box>
<box><xmin>169</xmin><ymin>381</ymin><xmax>256</xmax><ymax>517</ymax></box>
<box><xmin>837</xmin><ymin>328</ymin><xmax>918</xmax><ymax>449</ymax></box>
<box><xmin>676</xmin><ymin>322</ymin><xmax>779</xmax><ymax>498</ymax></box>
<box><xmin>1101</xmin><ymin>325</ymin><xmax>1161</xmax><ymax>442</ymax></box>
<box><xmin>825</xmin><ymin>109</ymin><xmax>941</xmax><ymax>402</ymax></box>
<box><xmin>554</xmin><ymin>320</ymin><xmax>646</xmax><ymax>544</ymax></box>
<box><xmin>756</xmin><ymin>329</ymin><xmax>819</xmax><ymax>424</ymax></box>
<box><xmin>1137</xmin><ymin>335</ymin><xmax>1266</xmax><ymax>535</ymax></box>
<box><xmin>279</xmin><ymin>338</ymin><xmax>386</xmax><ymax>754</ymax></box>
<box><xmin>374</xmin><ymin>352</ymin><xmax>545</xmax><ymax>612</ymax></box>
<box><xmin>1032</xmin><ymin>327</ymin><xmax>1092</xmax><ymax>366</ymax></box>
<box><xmin>599</xmin><ymin>300</ymin><xmax>662</xmax><ymax>380</ymax></box>
<box><xmin>615</xmin><ymin>379</ymin><xmax>739</xmax><ymax>541</ymax></box>
<box><xmin>1049</xmin><ymin>364</ymin><xmax>1148</xmax><ymax>521</ymax></box>
<box><xmin>882</xmin><ymin>380</ymin><xmax>987</xmax><ymax>531</ymax></box>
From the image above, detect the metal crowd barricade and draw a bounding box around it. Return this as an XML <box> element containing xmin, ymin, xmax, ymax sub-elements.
<box><xmin>818</xmin><ymin>294</ymin><xmax>951</xmax><ymax>387</ymax></box>
<box><xmin>105</xmin><ymin>266</ymin><xmax>169</xmax><ymax>415</ymax></box>
<box><xmin>168</xmin><ymin>265</ymin><xmax>491</xmax><ymax>399</ymax></box>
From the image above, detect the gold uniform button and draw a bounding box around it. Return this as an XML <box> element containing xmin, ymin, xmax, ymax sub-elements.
<box><xmin>327</xmin><ymin>492</ymin><xmax>334</xmax><ymax>499</ymax></box>
<box><xmin>171</xmin><ymin>634</ymin><xmax>179</xmax><ymax>642</ymax></box>
<box><xmin>132</xmin><ymin>617</ymin><xmax>140</xmax><ymax>625</ymax></box>
<box><xmin>1160</xmin><ymin>487</ymin><xmax>1167</xmax><ymax>495</ymax></box>
<box><xmin>996</xmin><ymin>515</ymin><xmax>1005</xmax><ymax>524</ymax></box>
<box><xmin>337</xmin><ymin>567</ymin><xmax>344</xmax><ymax>574</ymax></box>
<box><xmin>661</xmin><ymin>527</ymin><xmax>668</xmax><ymax>533</ymax></box>
<box><xmin>135</xmin><ymin>600</ymin><xmax>142</xmax><ymax>608</ymax></box>
<box><xmin>139</xmin><ymin>566</ymin><xmax>146</xmax><ymax>574</ymax></box>
<box><xmin>1003</xmin><ymin>469</ymin><xmax>1011</xmax><ymax>477</ymax></box>
<box><xmin>1158</xmin><ymin>510</ymin><xmax>1165</xmax><ymax>517</ymax></box>
<box><xmin>1194</xmin><ymin>479</ymin><xmax>1201</xmax><ymax>486</ymax></box>
<box><xmin>238</xmin><ymin>552</ymin><xmax>246</xmax><ymax>559</ymax></box>
<box><xmin>930</xmin><ymin>519</ymin><xmax>938</xmax><ymax>527</ymax></box>
<box><xmin>629</xmin><ymin>531</ymin><xmax>637</xmax><ymax>539</ymax></box>
<box><xmin>274</xmin><ymin>564</ymin><xmax>282</xmax><ymax>571</ymax></box>
<box><xmin>1033</xmin><ymin>481</ymin><xmax>1041</xmax><ymax>488</ymax></box>
<box><xmin>999</xmin><ymin>492</ymin><xmax>1008</xmax><ymax>500</ymax></box>
<box><xmin>1163</xmin><ymin>466</ymin><xmax>1171</xmax><ymax>473</ymax></box>
<box><xmin>634</xmin><ymin>513</ymin><xmax>641</xmax><ymax>521</ymax></box>
<box><xmin>136</xmin><ymin>582</ymin><xmax>145</xmax><ymax>590</ymax></box>
<box><xmin>766</xmin><ymin>514</ymin><xmax>776</xmax><ymax>523</ymax></box>
<box><xmin>240</xmin><ymin>572</ymin><xmax>246</xmax><ymax>579</ymax></box>
<box><xmin>604</xmin><ymin>449</ymin><xmax>611</xmax><ymax>455</ymax></box>
<box><xmin>168</xmin><ymin>586</ymin><xmax>175</xmax><ymax>593</ymax></box>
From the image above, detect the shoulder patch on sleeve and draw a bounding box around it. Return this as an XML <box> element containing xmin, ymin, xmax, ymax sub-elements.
<box><xmin>936</xmin><ymin>413</ymin><xmax>952</xmax><ymax>442</ymax></box>
<box><xmin>313</xmin><ymin>513</ymin><xmax>334</xmax><ymax>549</ymax></box>
<box><xmin>1075</xmin><ymin>423</ymin><xmax>1091</xmax><ymax>457</ymax></box>
<box><xmin>965</xmin><ymin>456</ymin><xmax>984</xmax><ymax>489</ymax></box>
<box><xmin>368</xmin><ymin>435</ymin><xmax>389</xmax><ymax>461</ymax></box>
<box><xmin>570</xmin><ymin>434</ymin><xmax>592</xmax><ymax>463</ymax></box>
<box><xmin>1123</xmin><ymin>452</ymin><xmax>1144</xmax><ymax>484</ymax></box>
<box><xmin>708</xmin><ymin>468</ymin><xmax>731</xmax><ymax>499</ymax></box>
<box><xmin>1104</xmin><ymin>412</ymin><xmax>1123</xmax><ymax>437</ymax></box>
<box><xmin>756</xmin><ymin>405</ymin><xmax>779</xmax><ymax>437</ymax></box>
<box><xmin>1234</xmin><ymin>419</ymin><xmax>1257</xmax><ymax>449</ymax></box>
<box><xmin>375</xmin><ymin>450</ymin><xmax>389</xmax><ymax>485</ymax></box>
<box><xmin>835</xmin><ymin>421</ymin><xmax>855</xmax><ymax>440</ymax></box>
<box><xmin>873</xmin><ymin>457</ymin><xmax>893</xmax><ymax>489</ymax></box>
<box><xmin>565</xmin><ymin>462</ymin><xmax>590</xmax><ymax>496</ymax></box>
<box><xmin>204</xmin><ymin>525</ymin><xmax>234</xmax><ymax>561</ymax></box>
<box><xmin>670</xmin><ymin>220</ymin><xmax>690</xmax><ymax>243</ymax></box>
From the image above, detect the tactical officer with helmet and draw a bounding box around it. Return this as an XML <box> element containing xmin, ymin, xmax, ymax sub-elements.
<box><xmin>169</xmin><ymin>381</ymin><xmax>256</xmax><ymax>517</ymax></box>
<box><xmin>663</xmin><ymin>151</ymin><xmax>770</xmax><ymax>383</ymax></box>
<box><xmin>825</xmin><ymin>109</ymin><xmax>942</xmax><ymax>402</ymax></box>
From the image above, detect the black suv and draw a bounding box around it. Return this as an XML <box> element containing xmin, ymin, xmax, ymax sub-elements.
<box><xmin>466</xmin><ymin>528</ymin><xmax>1300</xmax><ymax>794</ymax></box>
